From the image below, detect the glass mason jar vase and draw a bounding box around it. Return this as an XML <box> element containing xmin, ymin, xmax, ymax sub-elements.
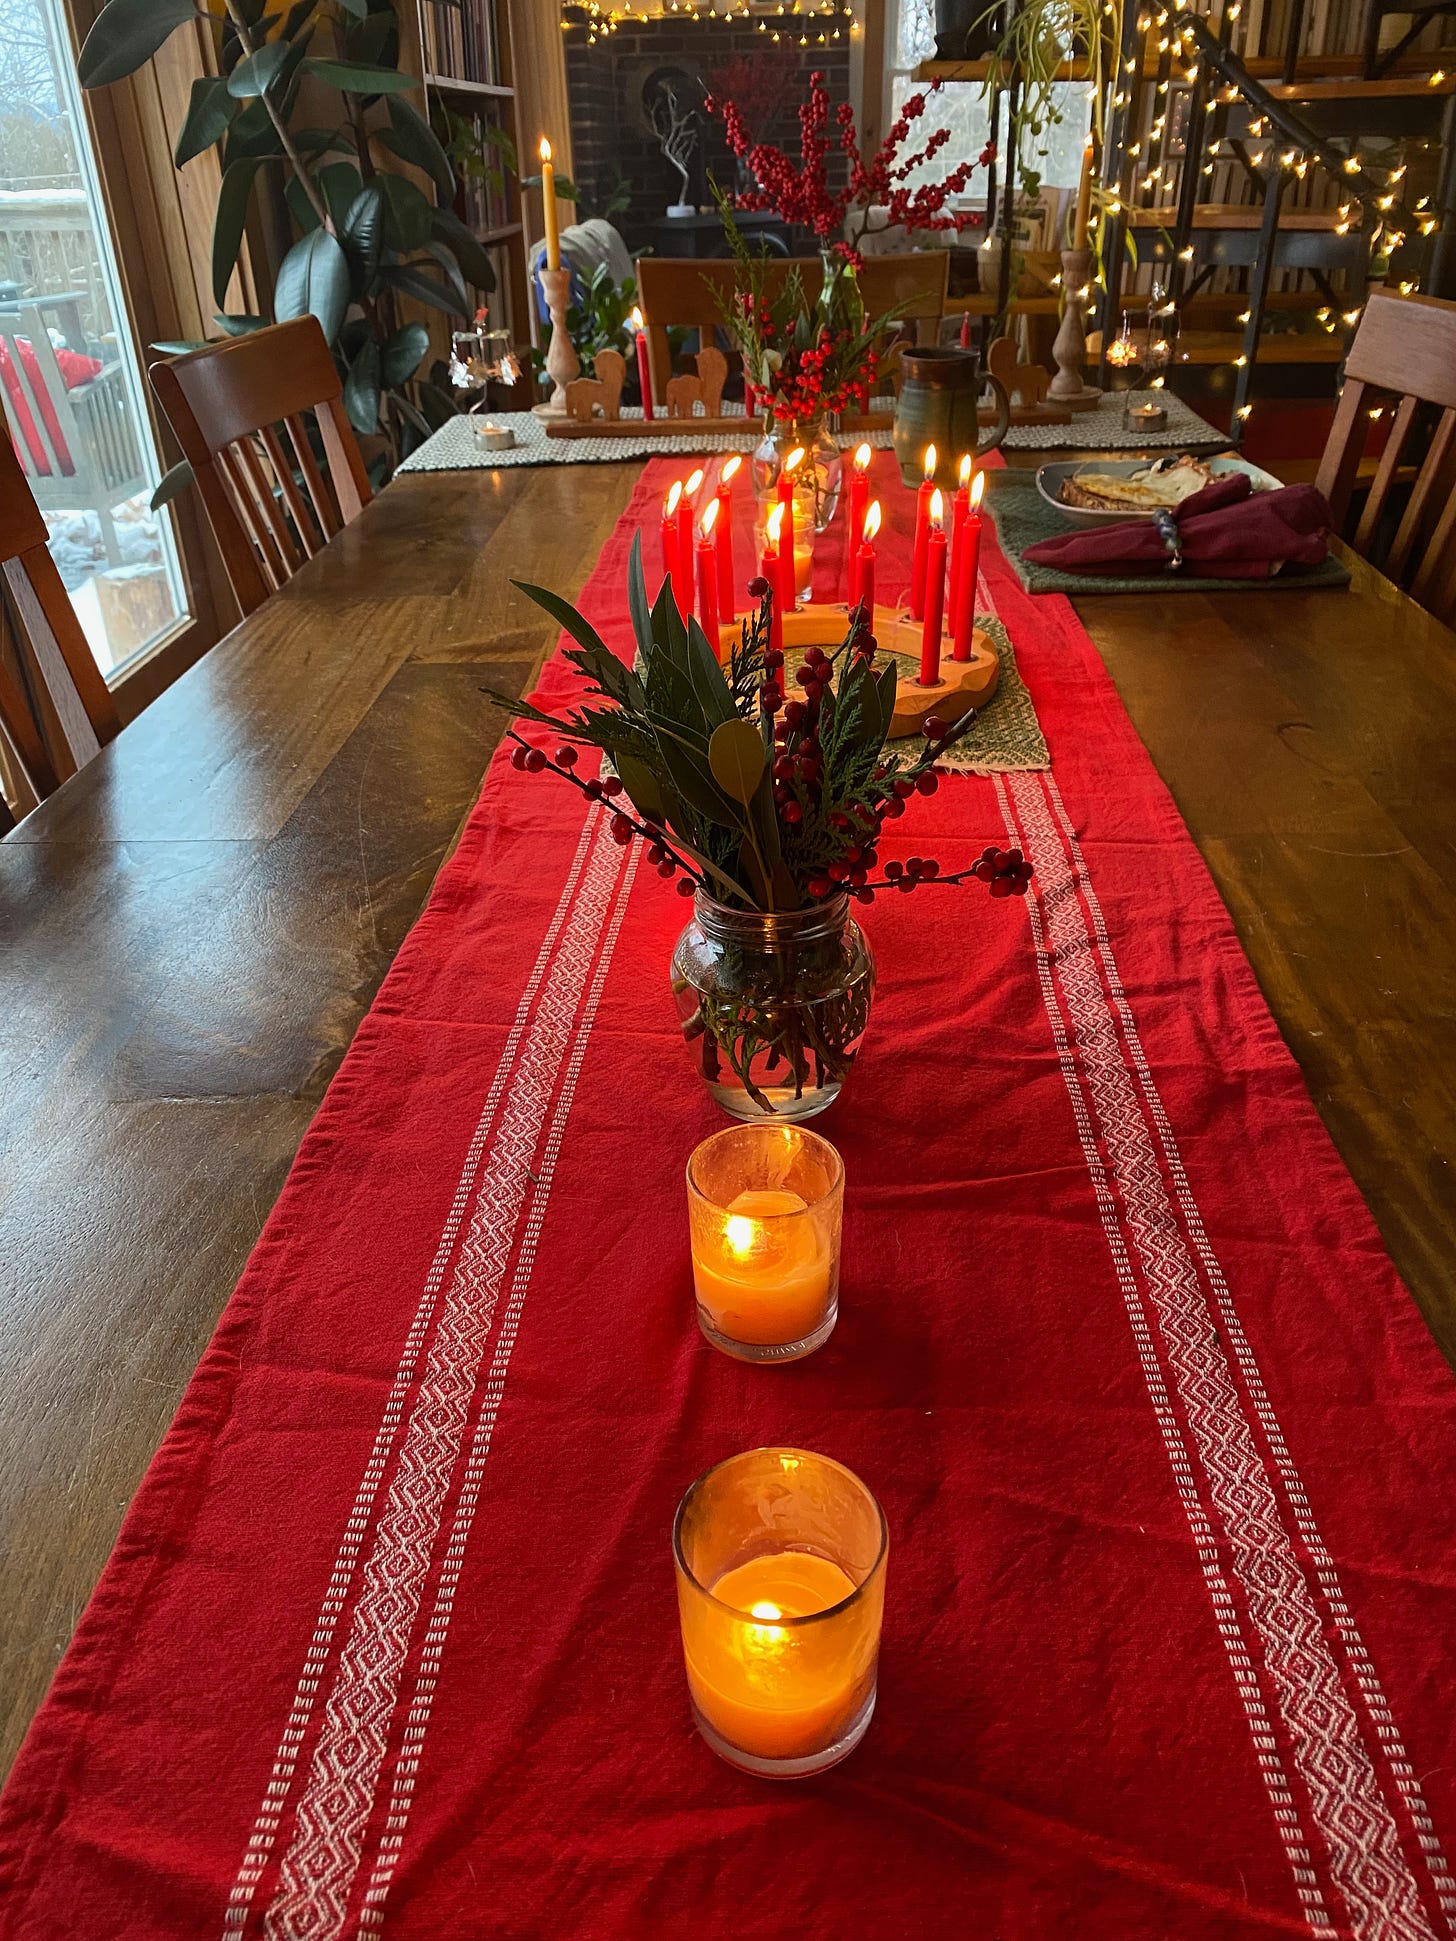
<box><xmin>750</xmin><ymin>418</ymin><xmax>844</xmax><ymax>537</ymax></box>
<box><xmin>671</xmin><ymin>892</ymin><xmax>876</xmax><ymax>1121</ymax></box>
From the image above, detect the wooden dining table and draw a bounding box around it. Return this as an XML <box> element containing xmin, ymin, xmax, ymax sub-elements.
<box><xmin>1</xmin><ymin>452</ymin><xmax>1453</xmax><ymax>1788</ymax></box>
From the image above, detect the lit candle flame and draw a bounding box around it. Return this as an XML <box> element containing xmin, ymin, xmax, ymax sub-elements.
<box><xmin>923</xmin><ymin>443</ymin><xmax>937</xmax><ymax>481</ymax></box>
<box><xmin>721</xmin><ymin>454</ymin><xmax>742</xmax><ymax>485</ymax></box>
<box><xmin>784</xmin><ymin>446</ymin><xmax>806</xmax><ymax>476</ymax></box>
<box><xmin>700</xmin><ymin>497</ymin><xmax>719</xmax><ymax>540</ymax></box>
<box><xmin>666</xmin><ymin>480</ymin><xmax>682</xmax><ymax>515</ymax></box>
<box><xmin>862</xmin><ymin>499</ymin><xmax>882</xmax><ymax>543</ymax></box>
<box><xmin>685</xmin><ymin>467</ymin><xmax>705</xmax><ymax>496</ymax></box>
<box><xmin>958</xmin><ymin>453</ymin><xmax>972</xmax><ymax>489</ymax></box>
<box><xmin>766</xmin><ymin>503</ymin><xmax>785</xmax><ymax>545</ymax></box>
<box><xmin>539</xmin><ymin>136</ymin><xmax>552</xmax><ymax>163</ymax></box>
<box><xmin>853</xmin><ymin>441</ymin><xmax>872</xmax><ymax>474</ymax></box>
<box><xmin>725</xmin><ymin>1213</ymin><xmax>755</xmax><ymax>1255</ymax></box>
<box><xmin>750</xmin><ymin>1602</ymin><xmax>784</xmax><ymax>1622</ymax></box>
<box><xmin>969</xmin><ymin>472</ymin><xmax>985</xmax><ymax>510</ymax></box>
<box><xmin>629</xmin><ymin>305</ymin><xmax>644</xmax><ymax>331</ymax></box>
<box><xmin>929</xmin><ymin>487</ymin><xmax>944</xmax><ymax>531</ymax></box>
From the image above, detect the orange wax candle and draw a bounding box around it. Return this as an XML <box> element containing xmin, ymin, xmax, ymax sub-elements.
<box><xmin>696</xmin><ymin>500</ymin><xmax>721</xmax><ymax>648</ymax></box>
<box><xmin>715</xmin><ymin>455</ymin><xmax>740</xmax><ymax>617</ymax></box>
<box><xmin>910</xmin><ymin>443</ymin><xmax>937</xmax><ymax>621</ymax></box>
<box><xmin>685</xmin><ymin>1552</ymin><xmax>866</xmax><ymax>1761</ymax></box>
<box><xmin>952</xmin><ymin>472</ymin><xmax>985</xmax><ymax>659</ymax></box>
<box><xmin>691</xmin><ymin>1189</ymin><xmax>831</xmax><ymax>1347</ymax></box>
<box><xmin>843</xmin><ymin>441</ymin><xmax>871</xmax><ymax>601</ymax></box>
<box><xmin>919</xmin><ymin>489</ymin><xmax>946</xmax><ymax>687</ymax></box>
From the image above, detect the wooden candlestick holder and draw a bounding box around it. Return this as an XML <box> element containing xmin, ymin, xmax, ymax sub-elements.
<box><xmin>714</xmin><ymin>602</ymin><xmax>999</xmax><ymax>738</ymax></box>
<box><xmin>1048</xmin><ymin>247</ymin><xmax>1102</xmax><ymax>413</ymax></box>
<box><xmin>532</xmin><ymin>266</ymin><xmax>580</xmax><ymax>419</ymax></box>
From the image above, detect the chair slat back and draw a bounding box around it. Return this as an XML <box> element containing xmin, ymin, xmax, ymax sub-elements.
<box><xmin>1314</xmin><ymin>287</ymin><xmax>1456</xmax><ymax>623</ymax></box>
<box><xmin>0</xmin><ymin>429</ymin><xmax>121</xmax><ymax>812</ymax></box>
<box><xmin>635</xmin><ymin>253</ymin><xmax>949</xmax><ymax>406</ymax></box>
<box><xmin>149</xmin><ymin>317</ymin><xmax>371</xmax><ymax>618</ymax></box>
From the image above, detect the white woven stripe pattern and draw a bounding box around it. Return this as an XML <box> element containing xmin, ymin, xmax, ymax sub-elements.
<box><xmin>1000</xmin><ymin>767</ymin><xmax>1449</xmax><ymax>1940</ymax></box>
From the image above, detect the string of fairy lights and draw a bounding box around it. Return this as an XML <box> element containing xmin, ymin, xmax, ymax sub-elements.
<box><xmin>570</xmin><ymin>0</ymin><xmax>854</xmax><ymax>47</ymax></box>
<box><xmin>1046</xmin><ymin>3</ymin><xmax>1445</xmax><ymax>433</ymax></box>
<box><xmin>564</xmin><ymin>0</ymin><xmax>1446</xmax><ymax>429</ymax></box>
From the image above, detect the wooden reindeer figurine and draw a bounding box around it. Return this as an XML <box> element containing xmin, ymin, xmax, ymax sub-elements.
<box><xmin>664</xmin><ymin>346</ymin><xmax>727</xmax><ymax>420</ymax></box>
<box><xmin>564</xmin><ymin>348</ymin><xmax>627</xmax><ymax>424</ymax></box>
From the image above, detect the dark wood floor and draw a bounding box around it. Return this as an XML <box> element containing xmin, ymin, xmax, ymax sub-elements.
<box><xmin>2</xmin><ymin>456</ymin><xmax>1453</xmax><ymax>1780</ymax></box>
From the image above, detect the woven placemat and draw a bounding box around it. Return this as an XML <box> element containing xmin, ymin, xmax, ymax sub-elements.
<box><xmin>395</xmin><ymin>390</ymin><xmax>1225</xmax><ymax>474</ymax></box>
<box><xmin>771</xmin><ymin>617</ymin><xmax>1047</xmax><ymax>776</ymax></box>
<box><xmin>983</xmin><ymin>469</ymin><xmax>1350</xmax><ymax>596</ymax></box>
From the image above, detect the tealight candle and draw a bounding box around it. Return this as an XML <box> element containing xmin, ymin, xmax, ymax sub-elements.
<box><xmin>686</xmin><ymin>1122</ymin><xmax>843</xmax><ymax>1361</ymax></box>
<box><xmin>910</xmin><ymin>443</ymin><xmax>937</xmax><ymax>621</ymax></box>
<box><xmin>475</xmin><ymin>420</ymin><xmax>515</xmax><ymax>451</ymax></box>
<box><xmin>1126</xmin><ymin>398</ymin><xmax>1168</xmax><ymax>431</ymax></box>
<box><xmin>674</xmin><ymin>1447</ymin><xmax>888</xmax><ymax>1778</ymax></box>
<box><xmin>630</xmin><ymin>304</ymin><xmax>654</xmax><ymax>421</ymax></box>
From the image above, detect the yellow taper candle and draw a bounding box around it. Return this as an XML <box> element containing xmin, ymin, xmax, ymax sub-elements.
<box><xmin>539</xmin><ymin>137</ymin><xmax>560</xmax><ymax>271</ymax></box>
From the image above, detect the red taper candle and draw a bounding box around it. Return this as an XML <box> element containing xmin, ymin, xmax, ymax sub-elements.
<box><xmin>777</xmin><ymin>445</ymin><xmax>804</xmax><ymax>607</ymax></box>
<box><xmin>919</xmin><ymin>489</ymin><xmax>946</xmax><ymax>687</ymax></box>
<box><xmin>714</xmin><ymin>455</ymin><xmax>740</xmax><ymax>618</ymax></box>
<box><xmin>677</xmin><ymin>467</ymin><xmax>703</xmax><ymax>609</ymax></box>
<box><xmin>959</xmin><ymin>309</ymin><xmax>972</xmax><ymax>349</ymax></box>
<box><xmin>952</xmin><ymin>472</ymin><xmax>985</xmax><ymax>659</ymax></box>
<box><xmin>630</xmin><ymin>306</ymin><xmax>654</xmax><ymax>422</ymax></box>
<box><xmin>844</xmin><ymin>440</ymin><xmax>871</xmax><ymax>606</ymax></box>
<box><xmin>662</xmin><ymin>481</ymin><xmax>683</xmax><ymax>610</ymax></box>
<box><xmin>760</xmin><ymin>505</ymin><xmax>785</xmax><ymax>657</ymax></box>
<box><xmin>856</xmin><ymin>499</ymin><xmax>881</xmax><ymax>631</ymax></box>
<box><xmin>910</xmin><ymin>443</ymin><xmax>937</xmax><ymax>621</ymax></box>
<box><xmin>696</xmin><ymin>500</ymin><xmax>721</xmax><ymax>650</ymax></box>
<box><xmin>948</xmin><ymin>454</ymin><xmax>972</xmax><ymax>641</ymax></box>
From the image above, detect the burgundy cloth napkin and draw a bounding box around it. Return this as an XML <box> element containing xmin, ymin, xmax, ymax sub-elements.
<box><xmin>1024</xmin><ymin>473</ymin><xmax>1334</xmax><ymax>579</ymax></box>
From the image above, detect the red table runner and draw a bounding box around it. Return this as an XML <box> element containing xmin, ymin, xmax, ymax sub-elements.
<box><xmin>3</xmin><ymin>456</ymin><xmax>1454</xmax><ymax>1941</ymax></box>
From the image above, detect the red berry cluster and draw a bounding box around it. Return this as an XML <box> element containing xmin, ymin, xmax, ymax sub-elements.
<box><xmin>713</xmin><ymin>72</ymin><xmax>980</xmax><ymax>259</ymax></box>
<box><xmin>509</xmin><ymin>738</ymin><xmax>700</xmax><ymax>897</ymax></box>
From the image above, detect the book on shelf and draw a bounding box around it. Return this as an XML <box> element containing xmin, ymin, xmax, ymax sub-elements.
<box><xmin>420</xmin><ymin>0</ymin><xmax>502</xmax><ymax>84</ymax></box>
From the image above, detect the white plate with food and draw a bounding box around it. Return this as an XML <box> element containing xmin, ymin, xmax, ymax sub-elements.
<box><xmin>1034</xmin><ymin>454</ymin><xmax>1282</xmax><ymax>527</ymax></box>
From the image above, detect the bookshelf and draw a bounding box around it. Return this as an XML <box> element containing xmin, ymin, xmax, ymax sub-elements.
<box><xmin>406</xmin><ymin>0</ymin><xmax>530</xmax><ymax>348</ymax></box>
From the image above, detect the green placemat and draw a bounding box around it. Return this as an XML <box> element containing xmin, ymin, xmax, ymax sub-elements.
<box><xmin>781</xmin><ymin>616</ymin><xmax>1049</xmax><ymax>775</ymax></box>
<box><xmin>985</xmin><ymin>469</ymin><xmax>1350</xmax><ymax>596</ymax></box>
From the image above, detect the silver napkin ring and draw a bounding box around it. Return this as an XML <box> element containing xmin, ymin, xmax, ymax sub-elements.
<box><xmin>1154</xmin><ymin>509</ymin><xmax>1184</xmax><ymax>572</ymax></box>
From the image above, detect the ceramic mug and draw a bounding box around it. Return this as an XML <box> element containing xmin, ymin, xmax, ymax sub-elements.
<box><xmin>892</xmin><ymin>347</ymin><xmax>1011</xmax><ymax>488</ymax></box>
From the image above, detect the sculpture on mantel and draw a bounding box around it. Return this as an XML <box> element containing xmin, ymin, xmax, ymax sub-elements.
<box><xmin>648</xmin><ymin>76</ymin><xmax>699</xmax><ymax>217</ymax></box>
<box><xmin>665</xmin><ymin>347</ymin><xmax>727</xmax><ymax>420</ymax></box>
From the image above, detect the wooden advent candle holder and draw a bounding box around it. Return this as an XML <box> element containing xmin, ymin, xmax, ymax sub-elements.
<box><xmin>714</xmin><ymin>602</ymin><xmax>999</xmax><ymax>739</ymax></box>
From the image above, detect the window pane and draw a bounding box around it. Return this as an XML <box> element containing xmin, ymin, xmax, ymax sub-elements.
<box><xmin>0</xmin><ymin>0</ymin><xmax>190</xmax><ymax>678</ymax></box>
<box><xmin>888</xmin><ymin>78</ymin><xmax>1095</xmax><ymax>193</ymax></box>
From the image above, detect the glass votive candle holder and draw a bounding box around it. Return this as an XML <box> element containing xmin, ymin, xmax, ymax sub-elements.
<box><xmin>686</xmin><ymin>1123</ymin><xmax>844</xmax><ymax>1362</ymax></box>
<box><xmin>673</xmin><ymin>1446</ymin><xmax>888</xmax><ymax>1778</ymax></box>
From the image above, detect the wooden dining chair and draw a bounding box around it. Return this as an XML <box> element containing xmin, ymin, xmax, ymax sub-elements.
<box><xmin>0</xmin><ymin>427</ymin><xmax>120</xmax><ymax>817</ymax></box>
<box><xmin>635</xmin><ymin>253</ymin><xmax>950</xmax><ymax>406</ymax></box>
<box><xmin>1314</xmin><ymin>286</ymin><xmax>1456</xmax><ymax>624</ymax></box>
<box><xmin>149</xmin><ymin>317</ymin><xmax>371</xmax><ymax>619</ymax></box>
